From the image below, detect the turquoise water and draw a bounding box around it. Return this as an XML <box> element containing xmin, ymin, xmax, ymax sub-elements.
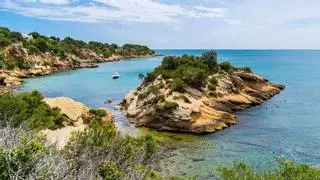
<box><xmin>20</xmin><ymin>50</ymin><xmax>320</xmax><ymax>178</ymax></box>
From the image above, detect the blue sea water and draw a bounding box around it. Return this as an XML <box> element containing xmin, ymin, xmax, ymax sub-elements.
<box><xmin>20</xmin><ymin>50</ymin><xmax>320</xmax><ymax>178</ymax></box>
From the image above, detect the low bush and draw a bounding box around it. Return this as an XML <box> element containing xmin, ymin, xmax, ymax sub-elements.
<box><xmin>239</xmin><ymin>67</ymin><xmax>252</xmax><ymax>73</ymax></box>
<box><xmin>0</xmin><ymin>122</ymin><xmax>157</xmax><ymax>180</ymax></box>
<box><xmin>138</xmin><ymin>85</ymin><xmax>160</xmax><ymax>100</ymax></box>
<box><xmin>208</xmin><ymin>77</ymin><xmax>218</xmax><ymax>91</ymax></box>
<box><xmin>89</xmin><ymin>109</ymin><xmax>108</xmax><ymax>122</ymax></box>
<box><xmin>0</xmin><ymin>91</ymin><xmax>68</xmax><ymax>130</ymax></box>
<box><xmin>171</xmin><ymin>78</ymin><xmax>187</xmax><ymax>92</ymax></box>
<box><xmin>219</xmin><ymin>61</ymin><xmax>235</xmax><ymax>73</ymax></box>
<box><xmin>218</xmin><ymin>158</ymin><xmax>320</xmax><ymax>180</ymax></box>
<box><xmin>144</xmin><ymin>50</ymin><xmax>224</xmax><ymax>91</ymax></box>
<box><xmin>155</xmin><ymin>101</ymin><xmax>179</xmax><ymax>111</ymax></box>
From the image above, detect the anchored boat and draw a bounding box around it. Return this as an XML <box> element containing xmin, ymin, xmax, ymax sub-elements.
<box><xmin>112</xmin><ymin>72</ymin><xmax>120</xmax><ymax>79</ymax></box>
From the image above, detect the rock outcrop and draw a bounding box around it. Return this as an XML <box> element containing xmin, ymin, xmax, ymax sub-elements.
<box><xmin>0</xmin><ymin>44</ymin><xmax>156</xmax><ymax>91</ymax></box>
<box><xmin>121</xmin><ymin>70</ymin><xmax>284</xmax><ymax>134</ymax></box>
<box><xmin>42</xmin><ymin>97</ymin><xmax>113</xmax><ymax>149</ymax></box>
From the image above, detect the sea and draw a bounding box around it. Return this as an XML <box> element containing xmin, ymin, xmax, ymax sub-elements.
<box><xmin>20</xmin><ymin>50</ymin><xmax>320</xmax><ymax>179</ymax></box>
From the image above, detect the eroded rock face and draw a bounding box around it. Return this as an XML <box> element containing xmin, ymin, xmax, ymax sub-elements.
<box><xmin>43</xmin><ymin>97</ymin><xmax>113</xmax><ymax>126</ymax></box>
<box><xmin>121</xmin><ymin>70</ymin><xmax>284</xmax><ymax>134</ymax></box>
<box><xmin>0</xmin><ymin>45</ymin><xmax>156</xmax><ymax>91</ymax></box>
<box><xmin>42</xmin><ymin>97</ymin><xmax>113</xmax><ymax>149</ymax></box>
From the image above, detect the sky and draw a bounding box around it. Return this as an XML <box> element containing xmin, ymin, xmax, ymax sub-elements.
<box><xmin>0</xmin><ymin>0</ymin><xmax>320</xmax><ymax>49</ymax></box>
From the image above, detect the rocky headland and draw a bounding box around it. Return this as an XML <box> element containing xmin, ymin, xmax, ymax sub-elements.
<box><xmin>0</xmin><ymin>26</ymin><xmax>156</xmax><ymax>92</ymax></box>
<box><xmin>121</xmin><ymin>51</ymin><xmax>285</xmax><ymax>133</ymax></box>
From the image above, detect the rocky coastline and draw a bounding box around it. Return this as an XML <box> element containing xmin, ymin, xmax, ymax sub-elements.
<box><xmin>121</xmin><ymin>52</ymin><xmax>285</xmax><ymax>134</ymax></box>
<box><xmin>0</xmin><ymin>44</ymin><xmax>157</xmax><ymax>92</ymax></box>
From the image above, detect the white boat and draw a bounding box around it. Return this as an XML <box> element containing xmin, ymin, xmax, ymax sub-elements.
<box><xmin>112</xmin><ymin>72</ymin><xmax>120</xmax><ymax>79</ymax></box>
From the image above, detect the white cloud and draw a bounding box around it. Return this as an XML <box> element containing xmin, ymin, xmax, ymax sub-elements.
<box><xmin>13</xmin><ymin>0</ymin><xmax>76</xmax><ymax>5</ymax></box>
<box><xmin>0</xmin><ymin>0</ymin><xmax>229</xmax><ymax>23</ymax></box>
<box><xmin>38</xmin><ymin>0</ymin><xmax>75</xmax><ymax>5</ymax></box>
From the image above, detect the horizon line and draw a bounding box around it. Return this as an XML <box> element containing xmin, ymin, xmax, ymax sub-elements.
<box><xmin>154</xmin><ymin>48</ymin><xmax>320</xmax><ymax>51</ymax></box>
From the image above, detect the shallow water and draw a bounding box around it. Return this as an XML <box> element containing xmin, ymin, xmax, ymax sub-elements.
<box><xmin>20</xmin><ymin>50</ymin><xmax>320</xmax><ymax>179</ymax></box>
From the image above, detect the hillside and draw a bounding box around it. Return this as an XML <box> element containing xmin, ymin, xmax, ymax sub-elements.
<box><xmin>0</xmin><ymin>27</ymin><xmax>155</xmax><ymax>90</ymax></box>
<box><xmin>121</xmin><ymin>51</ymin><xmax>285</xmax><ymax>133</ymax></box>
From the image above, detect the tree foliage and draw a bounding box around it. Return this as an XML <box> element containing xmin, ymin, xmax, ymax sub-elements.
<box><xmin>218</xmin><ymin>158</ymin><xmax>320</xmax><ymax>180</ymax></box>
<box><xmin>0</xmin><ymin>91</ymin><xmax>68</xmax><ymax>130</ymax></box>
<box><xmin>0</xmin><ymin>26</ymin><xmax>155</xmax><ymax>65</ymax></box>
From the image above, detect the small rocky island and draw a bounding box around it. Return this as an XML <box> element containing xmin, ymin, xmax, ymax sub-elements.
<box><xmin>121</xmin><ymin>51</ymin><xmax>285</xmax><ymax>133</ymax></box>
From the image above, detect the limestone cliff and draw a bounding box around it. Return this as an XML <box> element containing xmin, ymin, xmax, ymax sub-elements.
<box><xmin>0</xmin><ymin>26</ymin><xmax>156</xmax><ymax>91</ymax></box>
<box><xmin>0</xmin><ymin>44</ymin><xmax>155</xmax><ymax>91</ymax></box>
<box><xmin>121</xmin><ymin>53</ymin><xmax>284</xmax><ymax>133</ymax></box>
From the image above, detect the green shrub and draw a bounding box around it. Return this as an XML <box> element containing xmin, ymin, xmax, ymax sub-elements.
<box><xmin>144</xmin><ymin>51</ymin><xmax>222</xmax><ymax>90</ymax></box>
<box><xmin>65</xmin><ymin>121</ymin><xmax>156</xmax><ymax>179</ymax></box>
<box><xmin>0</xmin><ymin>26</ymin><xmax>155</xmax><ymax>67</ymax></box>
<box><xmin>98</xmin><ymin>162</ymin><xmax>123</xmax><ymax>180</ymax></box>
<box><xmin>208</xmin><ymin>77</ymin><xmax>218</xmax><ymax>91</ymax></box>
<box><xmin>26</xmin><ymin>45</ymin><xmax>40</xmax><ymax>54</ymax></box>
<box><xmin>171</xmin><ymin>78</ymin><xmax>187</xmax><ymax>92</ymax></box>
<box><xmin>138</xmin><ymin>92</ymin><xmax>149</xmax><ymax>100</ymax></box>
<box><xmin>220</xmin><ymin>61</ymin><xmax>235</xmax><ymax>73</ymax></box>
<box><xmin>89</xmin><ymin>109</ymin><xmax>108</xmax><ymax>122</ymax></box>
<box><xmin>218</xmin><ymin>158</ymin><xmax>320</xmax><ymax>180</ymax></box>
<box><xmin>89</xmin><ymin>109</ymin><xmax>107</xmax><ymax>117</ymax></box>
<box><xmin>0</xmin><ymin>37</ymin><xmax>12</xmax><ymax>47</ymax></box>
<box><xmin>0</xmin><ymin>135</ymin><xmax>47</xmax><ymax>180</ymax></box>
<box><xmin>155</xmin><ymin>101</ymin><xmax>179</xmax><ymax>111</ymax></box>
<box><xmin>0</xmin><ymin>91</ymin><xmax>68</xmax><ymax>130</ymax></box>
<box><xmin>145</xmin><ymin>133</ymin><xmax>155</xmax><ymax>153</ymax></box>
<box><xmin>4</xmin><ymin>59</ymin><xmax>17</xmax><ymax>70</ymax></box>
<box><xmin>33</xmin><ymin>37</ymin><xmax>49</xmax><ymax>52</ymax></box>
<box><xmin>0</xmin><ymin>53</ymin><xmax>4</xmax><ymax>68</ymax></box>
<box><xmin>239</xmin><ymin>67</ymin><xmax>252</xmax><ymax>73</ymax></box>
<box><xmin>181</xmin><ymin>67</ymin><xmax>206</xmax><ymax>89</ymax></box>
<box><xmin>138</xmin><ymin>85</ymin><xmax>160</xmax><ymax>100</ymax></box>
<box><xmin>201</xmin><ymin>50</ymin><xmax>218</xmax><ymax>72</ymax></box>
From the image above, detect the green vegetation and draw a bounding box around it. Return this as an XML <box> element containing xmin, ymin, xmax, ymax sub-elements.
<box><xmin>0</xmin><ymin>121</ymin><xmax>157</xmax><ymax>179</ymax></box>
<box><xmin>218</xmin><ymin>158</ymin><xmax>320</xmax><ymax>180</ymax></box>
<box><xmin>2</xmin><ymin>58</ymin><xmax>31</xmax><ymax>70</ymax></box>
<box><xmin>0</xmin><ymin>91</ymin><xmax>68</xmax><ymax>130</ymax></box>
<box><xmin>155</xmin><ymin>101</ymin><xmax>179</xmax><ymax>111</ymax></box>
<box><xmin>64</xmin><ymin>120</ymin><xmax>156</xmax><ymax>179</ymax></box>
<box><xmin>0</xmin><ymin>91</ymin><xmax>319</xmax><ymax>179</ymax></box>
<box><xmin>87</xmin><ymin>108</ymin><xmax>109</xmax><ymax>124</ymax></box>
<box><xmin>0</xmin><ymin>26</ymin><xmax>155</xmax><ymax>71</ymax></box>
<box><xmin>0</xmin><ymin>132</ymin><xmax>48</xmax><ymax>180</ymax></box>
<box><xmin>0</xmin><ymin>53</ymin><xmax>4</xmax><ymax>69</ymax></box>
<box><xmin>145</xmin><ymin>51</ymin><xmax>248</xmax><ymax>92</ymax></box>
<box><xmin>239</xmin><ymin>67</ymin><xmax>252</xmax><ymax>73</ymax></box>
<box><xmin>138</xmin><ymin>85</ymin><xmax>160</xmax><ymax>100</ymax></box>
<box><xmin>207</xmin><ymin>77</ymin><xmax>218</xmax><ymax>91</ymax></box>
<box><xmin>219</xmin><ymin>61</ymin><xmax>235</xmax><ymax>73</ymax></box>
<box><xmin>0</xmin><ymin>89</ymin><xmax>157</xmax><ymax>179</ymax></box>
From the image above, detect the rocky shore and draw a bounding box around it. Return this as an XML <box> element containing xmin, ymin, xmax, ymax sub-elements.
<box><xmin>42</xmin><ymin>97</ymin><xmax>113</xmax><ymax>149</ymax></box>
<box><xmin>0</xmin><ymin>44</ymin><xmax>157</xmax><ymax>92</ymax></box>
<box><xmin>121</xmin><ymin>53</ymin><xmax>285</xmax><ymax>134</ymax></box>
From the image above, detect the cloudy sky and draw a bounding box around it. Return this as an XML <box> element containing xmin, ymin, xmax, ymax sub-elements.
<box><xmin>0</xmin><ymin>0</ymin><xmax>320</xmax><ymax>49</ymax></box>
